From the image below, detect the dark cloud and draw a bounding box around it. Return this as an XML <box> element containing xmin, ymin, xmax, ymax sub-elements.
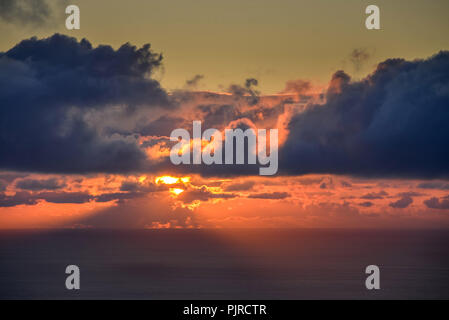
<box><xmin>94</xmin><ymin>192</ymin><xmax>141</xmax><ymax>203</ymax></box>
<box><xmin>0</xmin><ymin>191</ymin><xmax>38</xmax><ymax>207</ymax></box>
<box><xmin>197</xmin><ymin>104</ymin><xmax>241</xmax><ymax>129</ymax></box>
<box><xmin>349</xmin><ymin>48</ymin><xmax>372</xmax><ymax>72</ymax></box>
<box><xmin>359</xmin><ymin>201</ymin><xmax>373</xmax><ymax>207</ymax></box>
<box><xmin>0</xmin><ymin>172</ymin><xmax>28</xmax><ymax>182</ymax></box>
<box><xmin>119</xmin><ymin>180</ymin><xmax>167</xmax><ymax>193</ymax></box>
<box><xmin>361</xmin><ymin>191</ymin><xmax>388</xmax><ymax>200</ymax></box>
<box><xmin>389</xmin><ymin>196</ymin><xmax>413</xmax><ymax>209</ymax></box>
<box><xmin>424</xmin><ymin>196</ymin><xmax>449</xmax><ymax>210</ymax></box>
<box><xmin>0</xmin><ymin>190</ymin><xmax>92</xmax><ymax>207</ymax></box>
<box><xmin>185</xmin><ymin>74</ymin><xmax>204</xmax><ymax>89</ymax></box>
<box><xmin>281</xmin><ymin>51</ymin><xmax>449</xmax><ymax>179</ymax></box>
<box><xmin>195</xmin><ymin>102</ymin><xmax>284</xmax><ymax>132</ymax></box>
<box><xmin>341</xmin><ymin>181</ymin><xmax>352</xmax><ymax>187</ymax></box>
<box><xmin>137</xmin><ymin>115</ymin><xmax>188</xmax><ymax>137</ymax></box>
<box><xmin>247</xmin><ymin>192</ymin><xmax>290</xmax><ymax>200</ymax></box>
<box><xmin>37</xmin><ymin>191</ymin><xmax>93</xmax><ymax>204</ymax></box>
<box><xmin>0</xmin><ymin>34</ymin><xmax>170</xmax><ymax>174</ymax></box>
<box><xmin>2</xmin><ymin>34</ymin><xmax>448</xmax><ymax>181</ymax></box>
<box><xmin>0</xmin><ymin>179</ymin><xmax>7</xmax><ymax>192</ymax></box>
<box><xmin>227</xmin><ymin>78</ymin><xmax>260</xmax><ymax>105</ymax></box>
<box><xmin>0</xmin><ymin>188</ymin><xmax>153</xmax><ymax>207</ymax></box>
<box><xmin>223</xmin><ymin>180</ymin><xmax>255</xmax><ymax>192</ymax></box>
<box><xmin>178</xmin><ymin>186</ymin><xmax>237</xmax><ymax>204</ymax></box>
<box><xmin>15</xmin><ymin>178</ymin><xmax>66</xmax><ymax>191</ymax></box>
<box><xmin>417</xmin><ymin>181</ymin><xmax>449</xmax><ymax>190</ymax></box>
<box><xmin>0</xmin><ymin>0</ymin><xmax>53</xmax><ymax>27</ymax></box>
<box><xmin>397</xmin><ymin>191</ymin><xmax>424</xmax><ymax>198</ymax></box>
<box><xmin>320</xmin><ymin>182</ymin><xmax>328</xmax><ymax>189</ymax></box>
<box><xmin>119</xmin><ymin>181</ymin><xmax>141</xmax><ymax>192</ymax></box>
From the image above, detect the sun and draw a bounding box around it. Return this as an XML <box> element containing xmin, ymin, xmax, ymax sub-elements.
<box><xmin>155</xmin><ymin>176</ymin><xmax>179</xmax><ymax>184</ymax></box>
<box><xmin>170</xmin><ymin>188</ymin><xmax>185</xmax><ymax>196</ymax></box>
<box><xmin>155</xmin><ymin>175</ymin><xmax>190</xmax><ymax>185</ymax></box>
<box><xmin>155</xmin><ymin>175</ymin><xmax>191</xmax><ymax>196</ymax></box>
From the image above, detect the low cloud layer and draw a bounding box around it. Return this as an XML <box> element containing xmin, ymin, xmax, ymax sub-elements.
<box><xmin>424</xmin><ymin>196</ymin><xmax>449</xmax><ymax>210</ymax></box>
<box><xmin>15</xmin><ymin>178</ymin><xmax>66</xmax><ymax>191</ymax></box>
<box><xmin>247</xmin><ymin>192</ymin><xmax>291</xmax><ymax>200</ymax></box>
<box><xmin>389</xmin><ymin>196</ymin><xmax>413</xmax><ymax>209</ymax></box>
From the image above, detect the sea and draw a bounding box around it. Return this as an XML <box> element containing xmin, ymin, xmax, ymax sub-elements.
<box><xmin>0</xmin><ymin>229</ymin><xmax>448</xmax><ymax>299</ymax></box>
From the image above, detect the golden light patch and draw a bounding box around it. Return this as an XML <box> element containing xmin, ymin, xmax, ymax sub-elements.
<box><xmin>170</xmin><ymin>188</ymin><xmax>184</xmax><ymax>196</ymax></box>
<box><xmin>155</xmin><ymin>175</ymin><xmax>190</xmax><ymax>185</ymax></box>
<box><xmin>155</xmin><ymin>176</ymin><xmax>180</xmax><ymax>184</ymax></box>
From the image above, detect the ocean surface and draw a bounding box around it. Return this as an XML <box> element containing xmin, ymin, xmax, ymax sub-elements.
<box><xmin>0</xmin><ymin>229</ymin><xmax>448</xmax><ymax>299</ymax></box>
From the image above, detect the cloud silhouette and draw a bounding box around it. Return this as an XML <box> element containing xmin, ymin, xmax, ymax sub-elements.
<box><xmin>424</xmin><ymin>196</ymin><xmax>449</xmax><ymax>210</ymax></box>
<box><xmin>178</xmin><ymin>186</ymin><xmax>237</xmax><ymax>204</ymax></box>
<box><xmin>0</xmin><ymin>34</ymin><xmax>170</xmax><ymax>174</ymax></box>
<box><xmin>389</xmin><ymin>196</ymin><xmax>413</xmax><ymax>209</ymax></box>
<box><xmin>15</xmin><ymin>178</ymin><xmax>66</xmax><ymax>191</ymax></box>
<box><xmin>247</xmin><ymin>192</ymin><xmax>291</xmax><ymax>200</ymax></box>
<box><xmin>281</xmin><ymin>51</ymin><xmax>449</xmax><ymax>179</ymax></box>
<box><xmin>361</xmin><ymin>191</ymin><xmax>388</xmax><ymax>200</ymax></box>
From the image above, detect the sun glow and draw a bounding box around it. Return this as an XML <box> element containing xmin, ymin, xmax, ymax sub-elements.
<box><xmin>155</xmin><ymin>175</ymin><xmax>190</xmax><ymax>196</ymax></box>
<box><xmin>155</xmin><ymin>175</ymin><xmax>190</xmax><ymax>185</ymax></box>
<box><xmin>170</xmin><ymin>188</ymin><xmax>185</xmax><ymax>195</ymax></box>
<box><xmin>155</xmin><ymin>176</ymin><xmax>179</xmax><ymax>184</ymax></box>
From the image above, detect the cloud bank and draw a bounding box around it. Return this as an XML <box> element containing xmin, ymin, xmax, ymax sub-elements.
<box><xmin>1</xmin><ymin>34</ymin><xmax>449</xmax><ymax>182</ymax></box>
<box><xmin>281</xmin><ymin>51</ymin><xmax>449</xmax><ymax>179</ymax></box>
<box><xmin>0</xmin><ymin>34</ymin><xmax>169</xmax><ymax>174</ymax></box>
<box><xmin>0</xmin><ymin>0</ymin><xmax>66</xmax><ymax>27</ymax></box>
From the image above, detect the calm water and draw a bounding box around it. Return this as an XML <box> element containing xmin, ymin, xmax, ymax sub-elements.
<box><xmin>0</xmin><ymin>229</ymin><xmax>448</xmax><ymax>299</ymax></box>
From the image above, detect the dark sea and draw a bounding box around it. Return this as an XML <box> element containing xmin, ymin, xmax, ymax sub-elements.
<box><xmin>0</xmin><ymin>229</ymin><xmax>448</xmax><ymax>299</ymax></box>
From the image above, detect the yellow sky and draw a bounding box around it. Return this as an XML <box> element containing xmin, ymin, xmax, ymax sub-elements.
<box><xmin>1</xmin><ymin>0</ymin><xmax>448</xmax><ymax>93</ymax></box>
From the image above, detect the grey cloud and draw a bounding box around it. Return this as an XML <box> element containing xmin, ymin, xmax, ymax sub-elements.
<box><xmin>15</xmin><ymin>178</ymin><xmax>66</xmax><ymax>191</ymax></box>
<box><xmin>185</xmin><ymin>74</ymin><xmax>204</xmax><ymax>89</ymax></box>
<box><xmin>0</xmin><ymin>179</ymin><xmax>7</xmax><ymax>192</ymax></box>
<box><xmin>0</xmin><ymin>191</ymin><xmax>38</xmax><ymax>207</ymax></box>
<box><xmin>223</xmin><ymin>181</ymin><xmax>256</xmax><ymax>192</ymax></box>
<box><xmin>417</xmin><ymin>182</ymin><xmax>449</xmax><ymax>190</ymax></box>
<box><xmin>0</xmin><ymin>34</ymin><xmax>170</xmax><ymax>174</ymax></box>
<box><xmin>178</xmin><ymin>186</ymin><xmax>237</xmax><ymax>204</ymax></box>
<box><xmin>281</xmin><ymin>51</ymin><xmax>449</xmax><ymax>179</ymax></box>
<box><xmin>359</xmin><ymin>201</ymin><xmax>373</xmax><ymax>207</ymax></box>
<box><xmin>0</xmin><ymin>189</ymin><xmax>152</xmax><ymax>207</ymax></box>
<box><xmin>227</xmin><ymin>78</ymin><xmax>260</xmax><ymax>105</ymax></box>
<box><xmin>247</xmin><ymin>192</ymin><xmax>291</xmax><ymax>200</ymax></box>
<box><xmin>349</xmin><ymin>48</ymin><xmax>372</xmax><ymax>72</ymax></box>
<box><xmin>37</xmin><ymin>191</ymin><xmax>93</xmax><ymax>204</ymax></box>
<box><xmin>361</xmin><ymin>191</ymin><xmax>388</xmax><ymax>200</ymax></box>
<box><xmin>424</xmin><ymin>196</ymin><xmax>449</xmax><ymax>210</ymax></box>
<box><xmin>0</xmin><ymin>0</ymin><xmax>51</xmax><ymax>26</ymax></box>
<box><xmin>389</xmin><ymin>196</ymin><xmax>413</xmax><ymax>209</ymax></box>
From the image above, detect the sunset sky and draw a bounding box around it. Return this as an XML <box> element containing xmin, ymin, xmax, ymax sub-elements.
<box><xmin>1</xmin><ymin>0</ymin><xmax>449</xmax><ymax>229</ymax></box>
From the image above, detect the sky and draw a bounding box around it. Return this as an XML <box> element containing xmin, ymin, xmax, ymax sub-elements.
<box><xmin>0</xmin><ymin>0</ymin><xmax>449</xmax><ymax>229</ymax></box>
<box><xmin>1</xmin><ymin>0</ymin><xmax>449</xmax><ymax>92</ymax></box>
